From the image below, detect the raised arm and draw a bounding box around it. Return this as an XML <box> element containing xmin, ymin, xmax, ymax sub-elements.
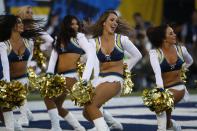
<box><xmin>149</xmin><ymin>49</ymin><xmax>164</xmax><ymax>87</ymax></box>
<box><xmin>121</xmin><ymin>35</ymin><xmax>142</xmax><ymax>70</ymax></box>
<box><xmin>88</xmin><ymin>38</ymin><xmax>99</xmax><ymax>78</ymax></box>
<box><xmin>46</xmin><ymin>49</ymin><xmax>58</xmax><ymax>74</ymax></box>
<box><xmin>27</xmin><ymin>39</ymin><xmax>34</xmax><ymax>67</ymax></box>
<box><xmin>77</xmin><ymin>33</ymin><xmax>96</xmax><ymax>81</ymax></box>
<box><xmin>181</xmin><ymin>46</ymin><xmax>193</xmax><ymax>68</ymax></box>
<box><xmin>0</xmin><ymin>43</ymin><xmax>10</xmax><ymax>82</ymax></box>
<box><xmin>39</xmin><ymin>32</ymin><xmax>54</xmax><ymax>51</ymax></box>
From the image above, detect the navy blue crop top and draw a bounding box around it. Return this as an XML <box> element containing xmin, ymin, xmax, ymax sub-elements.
<box><xmin>95</xmin><ymin>34</ymin><xmax>124</xmax><ymax>62</ymax></box>
<box><xmin>58</xmin><ymin>38</ymin><xmax>85</xmax><ymax>55</ymax></box>
<box><xmin>8</xmin><ymin>48</ymin><xmax>30</xmax><ymax>62</ymax></box>
<box><xmin>6</xmin><ymin>40</ymin><xmax>31</xmax><ymax>62</ymax></box>
<box><xmin>160</xmin><ymin>57</ymin><xmax>184</xmax><ymax>73</ymax></box>
<box><xmin>157</xmin><ymin>46</ymin><xmax>184</xmax><ymax>73</ymax></box>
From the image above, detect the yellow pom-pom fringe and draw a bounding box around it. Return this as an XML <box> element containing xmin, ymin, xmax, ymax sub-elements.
<box><xmin>121</xmin><ymin>64</ymin><xmax>134</xmax><ymax>96</ymax></box>
<box><xmin>68</xmin><ymin>79</ymin><xmax>95</xmax><ymax>107</ymax></box>
<box><xmin>180</xmin><ymin>64</ymin><xmax>188</xmax><ymax>83</ymax></box>
<box><xmin>33</xmin><ymin>37</ymin><xmax>47</xmax><ymax>72</ymax></box>
<box><xmin>0</xmin><ymin>80</ymin><xmax>28</xmax><ymax>109</ymax></box>
<box><xmin>28</xmin><ymin>68</ymin><xmax>66</xmax><ymax>98</ymax></box>
<box><xmin>142</xmin><ymin>88</ymin><xmax>174</xmax><ymax>114</ymax></box>
<box><xmin>39</xmin><ymin>74</ymin><xmax>66</xmax><ymax>98</ymax></box>
<box><xmin>76</xmin><ymin>62</ymin><xmax>85</xmax><ymax>79</ymax></box>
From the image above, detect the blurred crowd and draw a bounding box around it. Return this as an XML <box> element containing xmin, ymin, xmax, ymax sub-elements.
<box><xmin>44</xmin><ymin>10</ymin><xmax>197</xmax><ymax>90</ymax></box>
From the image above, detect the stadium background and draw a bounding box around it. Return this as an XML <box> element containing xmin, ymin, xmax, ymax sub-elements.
<box><xmin>0</xmin><ymin>0</ymin><xmax>197</xmax><ymax>131</ymax></box>
<box><xmin>0</xmin><ymin>0</ymin><xmax>196</xmax><ymax>25</ymax></box>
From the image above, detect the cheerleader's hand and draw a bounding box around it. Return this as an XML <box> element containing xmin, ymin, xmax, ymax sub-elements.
<box><xmin>182</xmin><ymin>63</ymin><xmax>189</xmax><ymax>70</ymax></box>
<box><xmin>158</xmin><ymin>88</ymin><xmax>164</xmax><ymax>92</ymax></box>
<box><xmin>156</xmin><ymin>86</ymin><xmax>164</xmax><ymax>92</ymax></box>
<box><xmin>46</xmin><ymin>72</ymin><xmax>54</xmax><ymax>76</ymax></box>
<box><xmin>81</xmin><ymin>79</ymin><xmax>88</xmax><ymax>86</ymax></box>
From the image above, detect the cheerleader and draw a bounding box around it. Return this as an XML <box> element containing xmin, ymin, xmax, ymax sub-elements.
<box><xmin>44</xmin><ymin>15</ymin><xmax>95</xmax><ymax>131</ymax></box>
<box><xmin>0</xmin><ymin>55</ymin><xmax>23</xmax><ymax>131</ymax></box>
<box><xmin>14</xmin><ymin>5</ymin><xmax>54</xmax><ymax>125</ymax></box>
<box><xmin>147</xmin><ymin>25</ymin><xmax>193</xmax><ymax>131</ymax></box>
<box><xmin>16</xmin><ymin>5</ymin><xmax>54</xmax><ymax>74</ymax></box>
<box><xmin>0</xmin><ymin>14</ymin><xmax>41</xmax><ymax>130</ymax></box>
<box><xmin>83</xmin><ymin>10</ymin><xmax>142</xmax><ymax>131</ymax></box>
<box><xmin>16</xmin><ymin>5</ymin><xmax>53</xmax><ymax>51</ymax></box>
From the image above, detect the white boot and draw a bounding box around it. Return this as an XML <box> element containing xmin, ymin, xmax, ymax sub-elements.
<box><xmin>3</xmin><ymin>111</ymin><xmax>14</xmax><ymax>131</ymax></box>
<box><xmin>64</xmin><ymin>112</ymin><xmax>85</xmax><ymax>131</ymax></box>
<box><xmin>156</xmin><ymin>112</ymin><xmax>167</xmax><ymax>131</ymax></box>
<box><xmin>26</xmin><ymin>108</ymin><xmax>34</xmax><ymax>121</ymax></box>
<box><xmin>167</xmin><ymin>119</ymin><xmax>182</xmax><ymax>131</ymax></box>
<box><xmin>48</xmin><ymin>108</ymin><xmax>62</xmax><ymax>131</ymax></box>
<box><xmin>18</xmin><ymin>100</ymin><xmax>32</xmax><ymax>126</ymax></box>
<box><xmin>103</xmin><ymin>110</ymin><xmax>123</xmax><ymax>130</ymax></box>
<box><xmin>14</xmin><ymin>120</ymin><xmax>24</xmax><ymax>131</ymax></box>
<box><xmin>93</xmin><ymin>117</ymin><xmax>110</xmax><ymax>131</ymax></box>
<box><xmin>87</xmin><ymin>127</ymin><xmax>97</xmax><ymax>131</ymax></box>
<box><xmin>88</xmin><ymin>108</ymin><xmax>117</xmax><ymax>131</ymax></box>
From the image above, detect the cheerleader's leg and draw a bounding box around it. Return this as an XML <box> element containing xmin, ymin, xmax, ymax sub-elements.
<box><xmin>3</xmin><ymin>111</ymin><xmax>14</xmax><ymax>131</ymax></box>
<box><xmin>18</xmin><ymin>78</ymin><xmax>33</xmax><ymax>126</ymax></box>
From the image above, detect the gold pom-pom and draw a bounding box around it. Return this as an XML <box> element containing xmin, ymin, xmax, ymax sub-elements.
<box><xmin>27</xmin><ymin>68</ymin><xmax>66</xmax><ymax>98</ymax></box>
<box><xmin>0</xmin><ymin>80</ymin><xmax>9</xmax><ymax>107</ymax></box>
<box><xmin>33</xmin><ymin>50</ymin><xmax>47</xmax><ymax>70</ymax></box>
<box><xmin>27</xmin><ymin>67</ymin><xmax>41</xmax><ymax>91</ymax></box>
<box><xmin>39</xmin><ymin>74</ymin><xmax>66</xmax><ymax>98</ymax></box>
<box><xmin>33</xmin><ymin>37</ymin><xmax>47</xmax><ymax>71</ymax></box>
<box><xmin>68</xmin><ymin>79</ymin><xmax>95</xmax><ymax>107</ymax></box>
<box><xmin>180</xmin><ymin>64</ymin><xmax>188</xmax><ymax>83</ymax></box>
<box><xmin>77</xmin><ymin>62</ymin><xmax>85</xmax><ymax>78</ymax></box>
<box><xmin>142</xmin><ymin>88</ymin><xmax>174</xmax><ymax>114</ymax></box>
<box><xmin>121</xmin><ymin>64</ymin><xmax>134</xmax><ymax>96</ymax></box>
<box><xmin>0</xmin><ymin>80</ymin><xmax>28</xmax><ymax>109</ymax></box>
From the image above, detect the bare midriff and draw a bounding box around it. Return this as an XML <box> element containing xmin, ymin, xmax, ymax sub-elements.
<box><xmin>162</xmin><ymin>70</ymin><xmax>182</xmax><ymax>87</ymax></box>
<box><xmin>100</xmin><ymin>60</ymin><xmax>123</xmax><ymax>75</ymax></box>
<box><xmin>10</xmin><ymin>61</ymin><xmax>27</xmax><ymax>78</ymax></box>
<box><xmin>56</xmin><ymin>53</ymin><xmax>80</xmax><ymax>73</ymax></box>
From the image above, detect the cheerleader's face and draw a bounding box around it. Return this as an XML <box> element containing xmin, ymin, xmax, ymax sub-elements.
<box><xmin>103</xmin><ymin>13</ymin><xmax>118</xmax><ymax>34</ymax></box>
<box><xmin>24</xmin><ymin>7</ymin><xmax>33</xmax><ymax>19</ymax></box>
<box><xmin>71</xmin><ymin>18</ymin><xmax>79</xmax><ymax>32</ymax></box>
<box><xmin>164</xmin><ymin>27</ymin><xmax>177</xmax><ymax>44</ymax></box>
<box><xmin>14</xmin><ymin>18</ymin><xmax>24</xmax><ymax>33</ymax></box>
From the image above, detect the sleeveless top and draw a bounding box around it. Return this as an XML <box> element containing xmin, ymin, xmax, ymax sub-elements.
<box><xmin>4</xmin><ymin>39</ymin><xmax>31</xmax><ymax>62</ymax></box>
<box><xmin>157</xmin><ymin>45</ymin><xmax>184</xmax><ymax>73</ymax></box>
<box><xmin>57</xmin><ymin>38</ymin><xmax>85</xmax><ymax>55</ymax></box>
<box><xmin>95</xmin><ymin>34</ymin><xmax>124</xmax><ymax>62</ymax></box>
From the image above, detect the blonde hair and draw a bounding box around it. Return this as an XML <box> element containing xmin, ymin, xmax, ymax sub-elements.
<box><xmin>16</xmin><ymin>5</ymin><xmax>33</xmax><ymax>19</ymax></box>
<box><xmin>84</xmin><ymin>10</ymin><xmax>132</xmax><ymax>38</ymax></box>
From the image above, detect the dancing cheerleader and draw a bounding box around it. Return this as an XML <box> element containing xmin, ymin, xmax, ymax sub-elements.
<box><xmin>83</xmin><ymin>10</ymin><xmax>142</xmax><ymax>131</ymax></box>
<box><xmin>45</xmin><ymin>15</ymin><xmax>95</xmax><ymax>131</ymax></box>
<box><xmin>0</xmin><ymin>55</ymin><xmax>23</xmax><ymax>131</ymax></box>
<box><xmin>14</xmin><ymin>5</ymin><xmax>54</xmax><ymax>125</ymax></box>
<box><xmin>147</xmin><ymin>24</ymin><xmax>193</xmax><ymax>131</ymax></box>
<box><xmin>16</xmin><ymin>5</ymin><xmax>53</xmax><ymax>52</ymax></box>
<box><xmin>16</xmin><ymin>5</ymin><xmax>54</xmax><ymax>74</ymax></box>
<box><xmin>0</xmin><ymin>14</ymin><xmax>42</xmax><ymax>130</ymax></box>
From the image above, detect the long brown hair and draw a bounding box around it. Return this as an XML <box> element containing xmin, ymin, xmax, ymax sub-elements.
<box><xmin>0</xmin><ymin>14</ymin><xmax>41</xmax><ymax>41</ymax></box>
<box><xmin>147</xmin><ymin>24</ymin><xmax>169</xmax><ymax>48</ymax></box>
<box><xmin>84</xmin><ymin>10</ymin><xmax>132</xmax><ymax>38</ymax></box>
<box><xmin>54</xmin><ymin>15</ymin><xmax>81</xmax><ymax>53</ymax></box>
